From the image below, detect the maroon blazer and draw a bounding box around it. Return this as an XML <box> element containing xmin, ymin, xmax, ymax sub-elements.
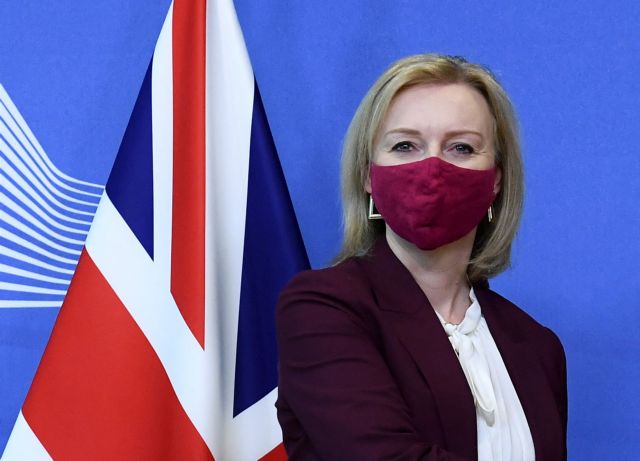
<box><xmin>276</xmin><ymin>238</ymin><xmax>567</xmax><ymax>460</ymax></box>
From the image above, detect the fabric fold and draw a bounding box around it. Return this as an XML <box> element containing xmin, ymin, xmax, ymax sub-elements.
<box><xmin>438</xmin><ymin>289</ymin><xmax>497</xmax><ymax>426</ymax></box>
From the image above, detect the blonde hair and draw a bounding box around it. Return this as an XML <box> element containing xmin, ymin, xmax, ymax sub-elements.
<box><xmin>335</xmin><ymin>54</ymin><xmax>524</xmax><ymax>283</ymax></box>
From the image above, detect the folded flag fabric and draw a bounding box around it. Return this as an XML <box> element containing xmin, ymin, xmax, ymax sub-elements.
<box><xmin>2</xmin><ymin>0</ymin><xmax>307</xmax><ymax>459</ymax></box>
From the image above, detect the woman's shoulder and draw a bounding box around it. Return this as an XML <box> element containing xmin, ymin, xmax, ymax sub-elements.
<box><xmin>277</xmin><ymin>256</ymin><xmax>377</xmax><ymax>323</ymax></box>
<box><xmin>477</xmin><ymin>286</ymin><xmax>564</xmax><ymax>353</ymax></box>
<box><xmin>280</xmin><ymin>257</ymin><xmax>371</xmax><ymax>302</ymax></box>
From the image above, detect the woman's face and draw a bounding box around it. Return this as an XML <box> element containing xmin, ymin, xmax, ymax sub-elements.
<box><xmin>369</xmin><ymin>83</ymin><xmax>499</xmax><ymax>179</ymax></box>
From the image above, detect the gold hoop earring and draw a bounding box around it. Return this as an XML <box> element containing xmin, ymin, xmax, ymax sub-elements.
<box><xmin>368</xmin><ymin>195</ymin><xmax>382</xmax><ymax>220</ymax></box>
<box><xmin>487</xmin><ymin>205</ymin><xmax>494</xmax><ymax>223</ymax></box>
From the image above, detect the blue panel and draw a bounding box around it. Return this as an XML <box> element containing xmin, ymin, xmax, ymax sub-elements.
<box><xmin>105</xmin><ymin>60</ymin><xmax>154</xmax><ymax>259</ymax></box>
<box><xmin>0</xmin><ymin>0</ymin><xmax>637</xmax><ymax>457</ymax></box>
<box><xmin>0</xmin><ymin>0</ymin><xmax>172</xmax><ymax>184</ymax></box>
<box><xmin>233</xmin><ymin>82</ymin><xmax>310</xmax><ymax>416</ymax></box>
<box><xmin>0</xmin><ymin>309</ymin><xmax>59</xmax><ymax>451</ymax></box>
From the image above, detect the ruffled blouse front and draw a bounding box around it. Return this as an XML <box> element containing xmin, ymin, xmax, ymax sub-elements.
<box><xmin>436</xmin><ymin>288</ymin><xmax>535</xmax><ymax>461</ymax></box>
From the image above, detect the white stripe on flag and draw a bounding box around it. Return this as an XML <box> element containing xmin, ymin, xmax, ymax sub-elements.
<box><xmin>226</xmin><ymin>388</ymin><xmax>282</xmax><ymax>460</ymax></box>
<box><xmin>1</xmin><ymin>411</ymin><xmax>52</xmax><ymax>460</ymax></box>
<box><xmin>150</xmin><ymin>1</ymin><xmax>174</xmax><ymax>291</ymax></box>
<box><xmin>85</xmin><ymin>192</ymin><xmax>213</xmax><ymax>450</ymax></box>
<box><xmin>203</xmin><ymin>0</ymin><xmax>256</xmax><ymax>458</ymax></box>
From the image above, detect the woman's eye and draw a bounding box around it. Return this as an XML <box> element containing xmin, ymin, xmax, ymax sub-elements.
<box><xmin>391</xmin><ymin>141</ymin><xmax>414</xmax><ymax>152</ymax></box>
<box><xmin>451</xmin><ymin>143</ymin><xmax>475</xmax><ymax>154</ymax></box>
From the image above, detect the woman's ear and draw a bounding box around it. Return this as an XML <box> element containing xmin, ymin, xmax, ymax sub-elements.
<box><xmin>364</xmin><ymin>172</ymin><xmax>372</xmax><ymax>194</ymax></box>
<box><xmin>493</xmin><ymin>168</ymin><xmax>502</xmax><ymax>195</ymax></box>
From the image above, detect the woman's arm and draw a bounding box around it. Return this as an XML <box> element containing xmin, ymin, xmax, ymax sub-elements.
<box><xmin>548</xmin><ymin>327</ymin><xmax>568</xmax><ymax>459</ymax></box>
<box><xmin>276</xmin><ymin>269</ymin><xmax>470</xmax><ymax>461</ymax></box>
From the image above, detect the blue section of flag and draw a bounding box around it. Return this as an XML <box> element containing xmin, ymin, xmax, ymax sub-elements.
<box><xmin>233</xmin><ymin>82</ymin><xmax>310</xmax><ymax>416</ymax></box>
<box><xmin>105</xmin><ymin>60</ymin><xmax>154</xmax><ymax>259</ymax></box>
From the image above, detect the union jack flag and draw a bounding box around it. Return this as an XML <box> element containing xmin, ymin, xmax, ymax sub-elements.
<box><xmin>2</xmin><ymin>0</ymin><xmax>307</xmax><ymax>459</ymax></box>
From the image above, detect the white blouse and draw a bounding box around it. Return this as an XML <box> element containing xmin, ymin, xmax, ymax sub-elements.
<box><xmin>435</xmin><ymin>288</ymin><xmax>535</xmax><ymax>461</ymax></box>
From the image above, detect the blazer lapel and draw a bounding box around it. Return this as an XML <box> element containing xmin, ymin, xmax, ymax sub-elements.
<box><xmin>360</xmin><ymin>239</ymin><xmax>477</xmax><ymax>460</ymax></box>
<box><xmin>476</xmin><ymin>288</ymin><xmax>564</xmax><ymax>461</ymax></box>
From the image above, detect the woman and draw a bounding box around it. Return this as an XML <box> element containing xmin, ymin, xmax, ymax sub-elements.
<box><xmin>276</xmin><ymin>54</ymin><xmax>567</xmax><ymax>460</ymax></box>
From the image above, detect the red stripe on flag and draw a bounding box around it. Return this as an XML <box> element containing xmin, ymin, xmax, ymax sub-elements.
<box><xmin>259</xmin><ymin>443</ymin><xmax>288</xmax><ymax>461</ymax></box>
<box><xmin>23</xmin><ymin>251</ymin><xmax>213</xmax><ymax>460</ymax></box>
<box><xmin>171</xmin><ymin>0</ymin><xmax>207</xmax><ymax>347</ymax></box>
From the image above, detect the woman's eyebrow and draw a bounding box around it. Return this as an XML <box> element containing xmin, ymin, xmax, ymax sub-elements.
<box><xmin>381</xmin><ymin>128</ymin><xmax>422</xmax><ymax>137</ymax></box>
<box><xmin>444</xmin><ymin>129</ymin><xmax>485</xmax><ymax>139</ymax></box>
<box><xmin>382</xmin><ymin>128</ymin><xmax>485</xmax><ymax>139</ymax></box>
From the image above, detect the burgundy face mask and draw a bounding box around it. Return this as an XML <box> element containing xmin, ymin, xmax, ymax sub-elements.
<box><xmin>370</xmin><ymin>156</ymin><xmax>497</xmax><ymax>250</ymax></box>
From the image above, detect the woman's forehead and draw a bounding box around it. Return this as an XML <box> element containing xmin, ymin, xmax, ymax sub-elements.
<box><xmin>380</xmin><ymin>83</ymin><xmax>494</xmax><ymax>137</ymax></box>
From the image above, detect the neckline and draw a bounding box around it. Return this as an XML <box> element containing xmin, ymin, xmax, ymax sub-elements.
<box><xmin>436</xmin><ymin>287</ymin><xmax>482</xmax><ymax>335</ymax></box>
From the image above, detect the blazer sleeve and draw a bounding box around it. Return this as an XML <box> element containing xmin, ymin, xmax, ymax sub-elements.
<box><xmin>276</xmin><ymin>269</ymin><xmax>469</xmax><ymax>461</ymax></box>
<box><xmin>560</xmin><ymin>341</ymin><xmax>568</xmax><ymax>460</ymax></box>
<box><xmin>545</xmin><ymin>327</ymin><xmax>568</xmax><ymax>459</ymax></box>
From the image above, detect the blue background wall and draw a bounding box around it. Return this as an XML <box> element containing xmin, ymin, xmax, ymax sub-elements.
<box><xmin>1</xmin><ymin>1</ymin><xmax>639</xmax><ymax>458</ymax></box>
